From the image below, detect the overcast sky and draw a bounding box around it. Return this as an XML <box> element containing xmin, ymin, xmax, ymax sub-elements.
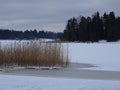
<box><xmin>0</xmin><ymin>0</ymin><xmax>120</xmax><ymax>32</ymax></box>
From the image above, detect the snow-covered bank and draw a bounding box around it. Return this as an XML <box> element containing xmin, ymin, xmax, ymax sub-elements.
<box><xmin>0</xmin><ymin>74</ymin><xmax>120</xmax><ymax>90</ymax></box>
<box><xmin>63</xmin><ymin>41</ymin><xmax>120</xmax><ymax>71</ymax></box>
<box><xmin>0</xmin><ymin>39</ymin><xmax>53</xmax><ymax>46</ymax></box>
<box><xmin>0</xmin><ymin>40</ymin><xmax>120</xmax><ymax>90</ymax></box>
<box><xmin>0</xmin><ymin>40</ymin><xmax>120</xmax><ymax>71</ymax></box>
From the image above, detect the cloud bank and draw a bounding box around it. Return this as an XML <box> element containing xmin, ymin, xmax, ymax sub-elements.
<box><xmin>0</xmin><ymin>0</ymin><xmax>120</xmax><ymax>32</ymax></box>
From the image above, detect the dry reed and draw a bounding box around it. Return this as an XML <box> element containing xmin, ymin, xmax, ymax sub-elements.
<box><xmin>0</xmin><ymin>41</ymin><xmax>69</xmax><ymax>68</ymax></box>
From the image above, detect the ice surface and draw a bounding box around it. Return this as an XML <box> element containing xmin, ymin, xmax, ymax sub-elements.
<box><xmin>0</xmin><ymin>75</ymin><xmax>120</xmax><ymax>90</ymax></box>
<box><xmin>0</xmin><ymin>40</ymin><xmax>120</xmax><ymax>90</ymax></box>
<box><xmin>0</xmin><ymin>40</ymin><xmax>120</xmax><ymax>71</ymax></box>
<box><xmin>63</xmin><ymin>41</ymin><xmax>120</xmax><ymax>71</ymax></box>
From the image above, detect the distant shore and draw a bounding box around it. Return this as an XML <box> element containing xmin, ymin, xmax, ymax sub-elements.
<box><xmin>0</xmin><ymin>63</ymin><xmax>120</xmax><ymax>81</ymax></box>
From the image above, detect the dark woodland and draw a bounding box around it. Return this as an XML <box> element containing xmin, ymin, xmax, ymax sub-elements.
<box><xmin>63</xmin><ymin>11</ymin><xmax>120</xmax><ymax>42</ymax></box>
<box><xmin>0</xmin><ymin>29</ymin><xmax>63</xmax><ymax>40</ymax></box>
<box><xmin>0</xmin><ymin>11</ymin><xmax>120</xmax><ymax>41</ymax></box>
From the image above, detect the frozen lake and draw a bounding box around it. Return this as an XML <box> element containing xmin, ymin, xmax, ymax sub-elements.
<box><xmin>64</xmin><ymin>41</ymin><xmax>120</xmax><ymax>71</ymax></box>
<box><xmin>0</xmin><ymin>40</ymin><xmax>120</xmax><ymax>90</ymax></box>
<box><xmin>0</xmin><ymin>40</ymin><xmax>120</xmax><ymax>71</ymax></box>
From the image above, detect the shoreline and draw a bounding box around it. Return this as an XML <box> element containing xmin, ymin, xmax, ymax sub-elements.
<box><xmin>0</xmin><ymin>63</ymin><xmax>120</xmax><ymax>81</ymax></box>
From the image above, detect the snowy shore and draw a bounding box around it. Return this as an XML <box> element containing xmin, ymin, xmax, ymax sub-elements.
<box><xmin>1</xmin><ymin>63</ymin><xmax>120</xmax><ymax>81</ymax></box>
<box><xmin>0</xmin><ymin>40</ymin><xmax>120</xmax><ymax>90</ymax></box>
<box><xmin>1</xmin><ymin>74</ymin><xmax>120</xmax><ymax>90</ymax></box>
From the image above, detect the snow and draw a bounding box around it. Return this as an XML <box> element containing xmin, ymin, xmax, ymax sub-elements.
<box><xmin>0</xmin><ymin>40</ymin><xmax>120</xmax><ymax>90</ymax></box>
<box><xmin>63</xmin><ymin>41</ymin><xmax>120</xmax><ymax>71</ymax></box>
<box><xmin>0</xmin><ymin>74</ymin><xmax>120</xmax><ymax>90</ymax></box>
<box><xmin>0</xmin><ymin>40</ymin><xmax>120</xmax><ymax>71</ymax></box>
<box><xmin>0</xmin><ymin>39</ymin><xmax>53</xmax><ymax>46</ymax></box>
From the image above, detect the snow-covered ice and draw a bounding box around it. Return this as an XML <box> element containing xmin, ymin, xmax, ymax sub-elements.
<box><xmin>0</xmin><ymin>40</ymin><xmax>120</xmax><ymax>71</ymax></box>
<box><xmin>0</xmin><ymin>40</ymin><xmax>120</xmax><ymax>90</ymax></box>
<box><xmin>0</xmin><ymin>74</ymin><xmax>120</xmax><ymax>90</ymax></box>
<box><xmin>63</xmin><ymin>41</ymin><xmax>120</xmax><ymax>71</ymax></box>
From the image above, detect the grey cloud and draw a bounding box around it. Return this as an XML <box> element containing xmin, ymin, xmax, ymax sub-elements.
<box><xmin>0</xmin><ymin>0</ymin><xmax>120</xmax><ymax>32</ymax></box>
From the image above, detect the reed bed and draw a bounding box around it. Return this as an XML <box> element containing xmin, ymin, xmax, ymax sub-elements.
<box><xmin>0</xmin><ymin>41</ymin><xmax>69</xmax><ymax>68</ymax></box>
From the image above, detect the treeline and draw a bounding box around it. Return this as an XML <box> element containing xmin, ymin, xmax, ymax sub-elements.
<box><xmin>0</xmin><ymin>29</ymin><xmax>63</xmax><ymax>40</ymax></box>
<box><xmin>63</xmin><ymin>11</ymin><xmax>120</xmax><ymax>42</ymax></box>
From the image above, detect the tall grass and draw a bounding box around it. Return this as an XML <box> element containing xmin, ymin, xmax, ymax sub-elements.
<box><xmin>0</xmin><ymin>41</ymin><xmax>69</xmax><ymax>68</ymax></box>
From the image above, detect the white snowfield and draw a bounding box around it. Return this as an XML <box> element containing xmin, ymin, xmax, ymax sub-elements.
<box><xmin>0</xmin><ymin>40</ymin><xmax>120</xmax><ymax>90</ymax></box>
<box><xmin>0</xmin><ymin>74</ymin><xmax>120</xmax><ymax>90</ymax></box>
<box><xmin>63</xmin><ymin>41</ymin><xmax>120</xmax><ymax>71</ymax></box>
<box><xmin>1</xmin><ymin>40</ymin><xmax>120</xmax><ymax>71</ymax></box>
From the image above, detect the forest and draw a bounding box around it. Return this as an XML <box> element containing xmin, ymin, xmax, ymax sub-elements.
<box><xmin>0</xmin><ymin>29</ymin><xmax>63</xmax><ymax>40</ymax></box>
<box><xmin>0</xmin><ymin>11</ymin><xmax>120</xmax><ymax>42</ymax></box>
<box><xmin>63</xmin><ymin>11</ymin><xmax>120</xmax><ymax>42</ymax></box>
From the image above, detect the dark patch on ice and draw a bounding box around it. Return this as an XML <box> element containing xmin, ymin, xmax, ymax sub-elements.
<box><xmin>69</xmin><ymin>63</ymin><xmax>97</xmax><ymax>69</ymax></box>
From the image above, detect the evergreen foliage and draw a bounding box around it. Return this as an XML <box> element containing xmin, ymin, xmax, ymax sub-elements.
<box><xmin>0</xmin><ymin>29</ymin><xmax>63</xmax><ymax>40</ymax></box>
<box><xmin>63</xmin><ymin>11</ymin><xmax>120</xmax><ymax>42</ymax></box>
